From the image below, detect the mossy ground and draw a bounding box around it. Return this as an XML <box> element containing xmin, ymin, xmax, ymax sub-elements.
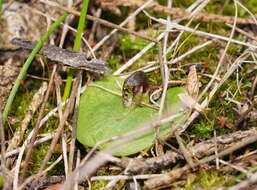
<box><xmin>9</xmin><ymin>78</ymin><xmax>64</xmax><ymax>176</ymax></box>
<box><xmin>6</xmin><ymin>0</ymin><xmax>257</xmax><ymax>189</ymax></box>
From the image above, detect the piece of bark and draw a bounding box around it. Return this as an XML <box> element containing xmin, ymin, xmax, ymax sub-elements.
<box><xmin>11</xmin><ymin>38</ymin><xmax>109</xmax><ymax>73</ymax></box>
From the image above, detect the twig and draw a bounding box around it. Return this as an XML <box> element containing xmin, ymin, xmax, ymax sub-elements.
<box><xmin>226</xmin><ymin>23</ymin><xmax>257</xmax><ymax>43</ymax></box>
<box><xmin>251</xmin><ymin>74</ymin><xmax>257</xmax><ymax>97</ymax></box>
<box><xmin>175</xmin><ymin>132</ymin><xmax>195</xmax><ymax>169</ymax></box>
<box><xmin>144</xmin><ymin>130</ymin><xmax>257</xmax><ymax>189</ymax></box>
<box><xmin>214</xmin><ymin>130</ymin><xmax>219</xmax><ymax>170</ymax></box>
<box><xmin>68</xmin><ymin>76</ymin><xmax>82</xmax><ymax>174</ymax></box>
<box><xmin>25</xmin><ymin>176</ymin><xmax>65</xmax><ymax>190</ymax></box>
<box><xmin>62</xmin><ymin>134</ymin><xmax>69</xmax><ymax>177</ymax></box>
<box><xmin>88</xmin><ymin>7</ymin><xmax>101</xmax><ymax>46</ymax></box>
<box><xmin>38</xmin><ymin>0</ymin><xmax>171</xmax><ymax>83</ymax></box>
<box><xmin>74</xmin><ymin>149</ymin><xmax>81</xmax><ymax>190</ymax></box>
<box><xmin>13</xmin><ymin>130</ymin><xmax>35</xmax><ymax>190</ymax></box>
<box><xmin>59</xmin><ymin>0</ymin><xmax>74</xmax><ymax>48</ymax></box>
<box><xmin>219</xmin><ymin>159</ymin><xmax>248</xmax><ymax>175</ymax></box>
<box><xmin>97</xmin><ymin>0</ymin><xmax>256</xmax><ymax>24</ymax></box>
<box><xmin>91</xmin><ymin>174</ymin><xmax>166</xmax><ymax>181</ymax></box>
<box><xmin>118</xmin><ymin>128</ymin><xmax>257</xmax><ymax>174</ymax></box>
<box><xmin>11</xmin><ymin>38</ymin><xmax>108</xmax><ymax>73</ymax></box>
<box><xmin>54</xmin><ymin>73</ymin><xmax>69</xmax><ymax>177</ymax></box>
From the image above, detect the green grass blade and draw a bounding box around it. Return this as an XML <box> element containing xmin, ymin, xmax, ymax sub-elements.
<box><xmin>73</xmin><ymin>0</ymin><xmax>89</xmax><ymax>51</ymax></box>
<box><xmin>0</xmin><ymin>0</ymin><xmax>2</xmax><ymax>13</ymax></box>
<box><xmin>62</xmin><ymin>0</ymin><xmax>89</xmax><ymax>101</ymax></box>
<box><xmin>2</xmin><ymin>13</ymin><xmax>68</xmax><ymax>124</ymax></box>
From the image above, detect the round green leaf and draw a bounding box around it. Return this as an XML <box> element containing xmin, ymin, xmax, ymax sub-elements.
<box><xmin>77</xmin><ymin>76</ymin><xmax>187</xmax><ymax>156</ymax></box>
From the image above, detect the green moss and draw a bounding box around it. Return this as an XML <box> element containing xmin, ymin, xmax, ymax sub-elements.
<box><xmin>174</xmin><ymin>31</ymin><xmax>219</xmax><ymax>68</ymax></box>
<box><xmin>92</xmin><ymin>181</ymin><xmax>109</xmax><ymax>190</ymax></box>
<box><xmin>91</xmin><ymin>167</ymin><xmax>126</xmax><ymax>190</ymax></box>
<box><xmin>28</xmin><ymin>144</ymin><xmax>49</xmax><ymax>175</ymax></box>
<box><xmin>246</xmin><ymin>0</ymin><xmax>257</xmax><ymax>13</ymax></box>
<box><xmin>108</xmin><ymin>54</ymin><xmax>122</xmax><ymax>70</ymax></box>
<box><xmin>47</xmin><ymin>154</ymin><xmax>65</xmax><ymax>176</ymax></box>
<box><xmin>177</xmin><ymin>32</ymin><xmax>200</xmax><ymax>55</ymax></box>
<box><xmin>195</xmin><ymin>170</ymin><xmax>225</xmax><ymax>188</ymax></box>
<box><xmin>28</xmin><ymin>143</ymin><xmax>64</xmax><ymax>176</ymax></box>
<box><xmin>191</xmin><ymin>120</ymin><xmax>214</xmax><ymax>139</ymax></box>
<box><xmin>119</xmin><ymin>33</ymin><xmax>159</xmax><ymax>72</ymax></box>
<box><xmin>39</xmin><ymin>116</ymin><xmax>59</xmax><ymax>134</ymax></box>
<box><xmin>11</xmin><ymin>90</ymin><xmax>34</xmax><ymax>121</ymax></box>
<box><xmin>227</xmin><ymin>35</ymin><xmax>246</xmax><ymax>56</ymax></box>
<box><xmin>120</xmin><ymin>35</ymin><xmax>152</xmax><ymax>56</ymax></box>
<box><xmin>184</xmin><ymin>170</ymin><xmax>226</xmax><ymax>190</ymax></box>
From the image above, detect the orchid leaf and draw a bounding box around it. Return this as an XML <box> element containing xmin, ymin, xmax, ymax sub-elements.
<box><xmin>77</xmin><ymin>76</ymin><xmax>187</xmax><ymax>156</ymax></box>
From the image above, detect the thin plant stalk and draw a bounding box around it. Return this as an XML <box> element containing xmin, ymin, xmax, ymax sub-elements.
<box><xmin>2</xmin><ymin>13</ymin><xmax>68</xmax><ymax>124</ymax></box>
<box><xmin>62</xmin><ymin>0</ymin><xmax>89</xmax><ymax>101</ymax></box>
<box><xmin>0</xmin><ymin>0</ymin><xmax>2</xmax><ymax>13</ymax></box>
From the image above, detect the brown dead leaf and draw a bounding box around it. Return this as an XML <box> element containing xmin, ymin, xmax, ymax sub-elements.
<box><xmin>186</xmin><ymin>65</ymin><xmax>199</xmax><ymax>100</ymax></box>
<box><xmin>217</xmin><ymin>116</ymin><xmax>228</xmax><ymax>128</ymax></box>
